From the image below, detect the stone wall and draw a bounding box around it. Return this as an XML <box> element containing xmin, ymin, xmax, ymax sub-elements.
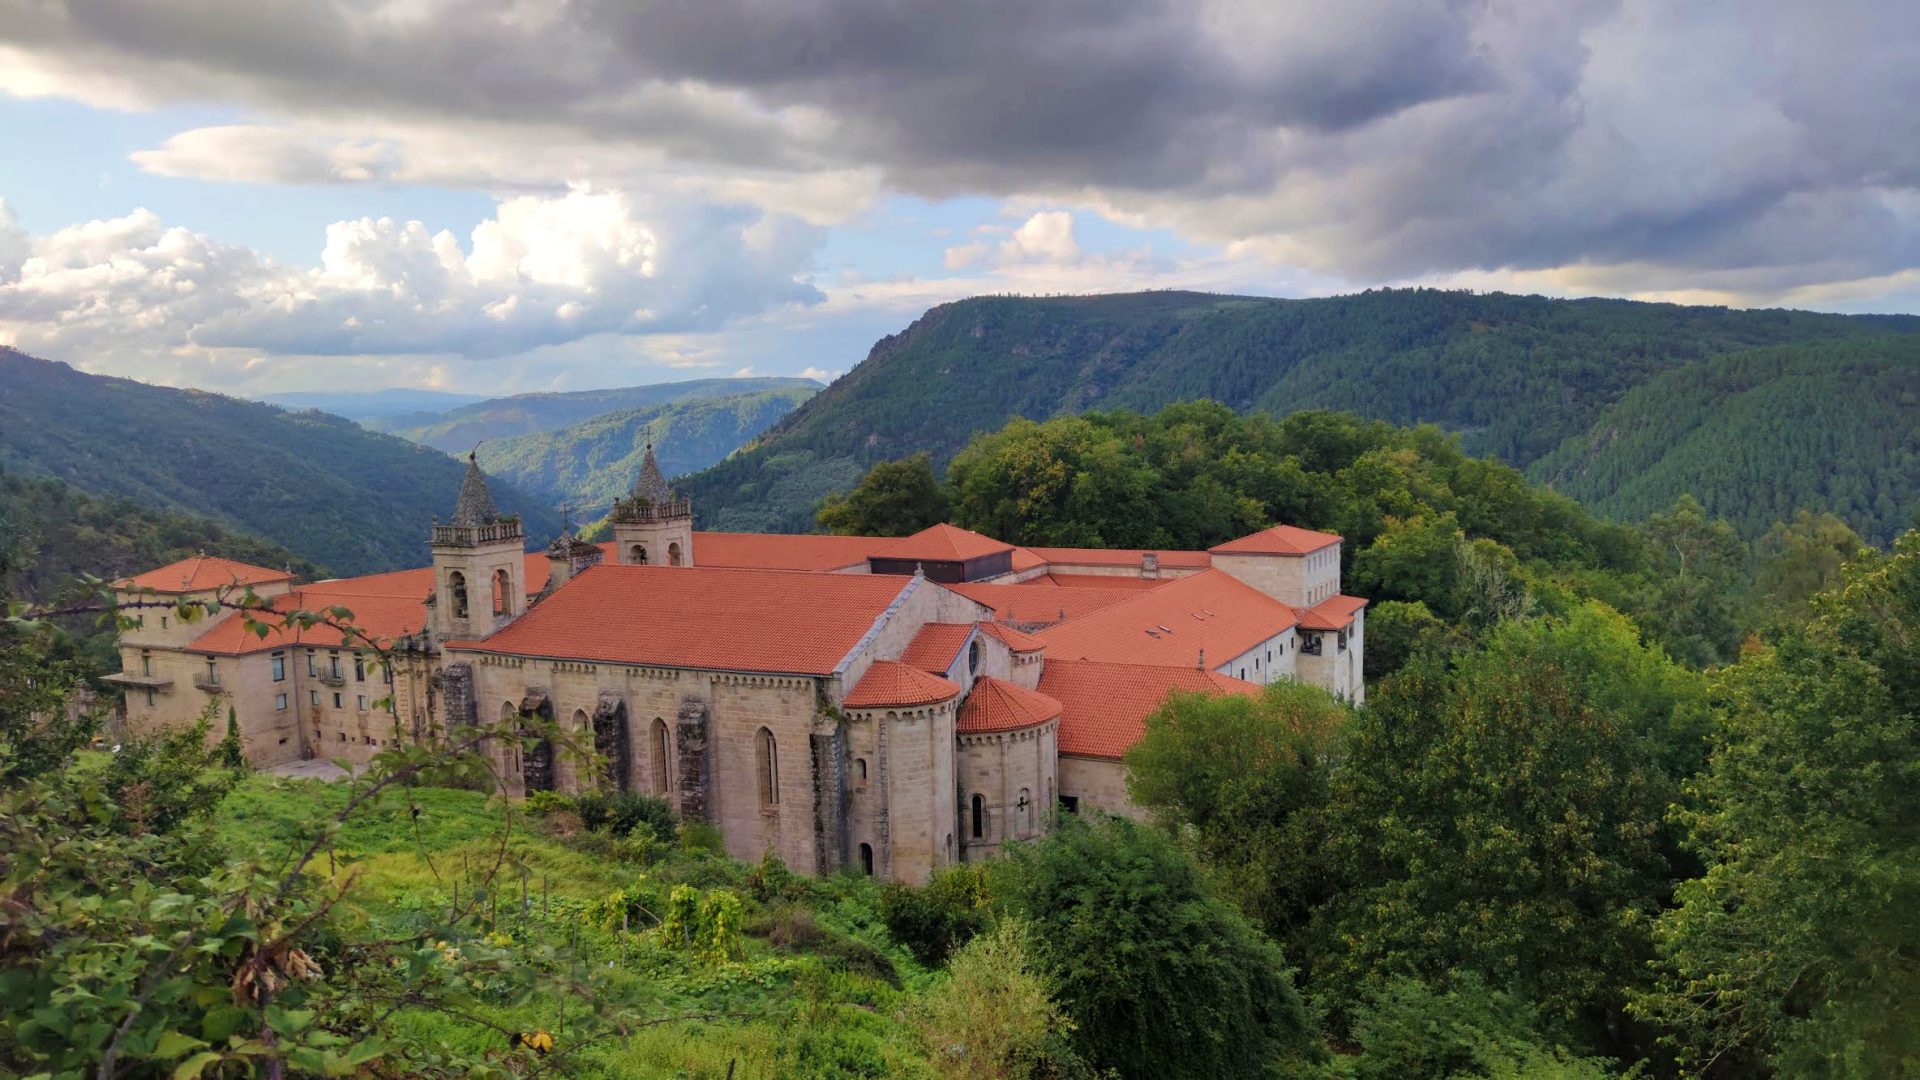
<box><xmin>1058</xmin><ymin>754</ymin><xmax>1145</xmax><ymax>819</ymax></box>
<box><xmin>1211</xmin><ymin>542</ymin><xmax>1341</xmax><ymax>608</ymax></box>
<box><xmin>957</xmin><ymin>719</ymin><xmax>1058</xmax><ymax>861</ymax></box>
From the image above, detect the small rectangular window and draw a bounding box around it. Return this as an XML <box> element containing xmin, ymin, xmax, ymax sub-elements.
<box><xmin>271</xmin><ymin>653</ymin><xmax>285</xmax><ymax>681</ymax></box>
<box><xmin>306</xmin><ymin>651</ymin><xmax>317</xmax><ymax>677</ymax></box>
<box><xmin>357</xmin><ymin>695</ymin><xmax>368</xmax><ymax>711</ymax></box>
<box><xmin>275</xmin><ymin>693</ymin><xmax>288</xmax><ymax>711</ymax></box>
<box><xmin>160</xmin><ymin>616</ymin><xmax>168</xmax><ymax>629</ymax></box>
<box><xmin>141</xmin><ymin>651</ymin><xmax>152</xmax><ymax>677</ymax></box>
<box><xmin>1058</xmin><ymin>795</ymin><xmax>1080</xmax><ymax>814</ymax></box>
<box><xmin>310</xmin><ymin>689</ymin><xmax>320</xmax><ymax>706</ymax></box>
<box><xmin>329</xmin><ymin>653</ymin><xmax>341</xmax><ymax>679</ymax></box>
<box><xmin>333</xmin><ymin>692</ymin><xmax>342</xmax><ymax>709</ymax></box>
<box><xmin>354</xmin><ymin>656</ymin><xmax>365</xmax><ymax>682</ymax></box>
<box><xmin>145</xmin><ymin>688</ymin><xmax>156</xmax><ymax>707</ymax></box>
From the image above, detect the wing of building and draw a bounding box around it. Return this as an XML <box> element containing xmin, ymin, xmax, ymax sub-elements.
<box><xmin>111</xmin><ymin>446</ymin><xmax>1366</xmax><ymax>882</ymax></box>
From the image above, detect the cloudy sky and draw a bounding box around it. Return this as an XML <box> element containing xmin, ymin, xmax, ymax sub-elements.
<box><xmin>2</xmin><ymin>0</ymin><xmax>1917</xmax><ymax>397</ymax></box>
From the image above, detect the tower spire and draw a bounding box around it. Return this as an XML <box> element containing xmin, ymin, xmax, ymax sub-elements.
<box><xmin>450</xmin><ymin>450</ymin><xmax>501</xmax><ymax>525</ymax></box>
<box><xmin>633</xmin><ymin>442</ymin><xmax>671</xmax><ymax>505</ymax></box>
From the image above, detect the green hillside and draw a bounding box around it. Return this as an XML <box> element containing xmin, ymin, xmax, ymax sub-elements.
<box><xmin>476</xmin><ymin>386</ymin><xmax>818</xmax><ymax>514</ymax></box>
<box><xmin>1531</xmin><ymin>336</ymin><xmax>1920</xmax><ymax>545</ymax></box>
<box><xmin>0</xmin><ymin>349</ymin><xmax>561</xmax><ymax>575</ymax></box>
<box><xmin>373</xmin><ymin>376</ymin><xmax>824</xmax><ymax>453</ymax></box>
<box><xmin>678</xmin><ymin>289</ymin><xmax>1920</xmax><ymax>532</ymax></box>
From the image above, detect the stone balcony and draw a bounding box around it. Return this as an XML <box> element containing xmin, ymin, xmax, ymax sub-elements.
<box><xmin>608</xmin><ymin>497</ymin><xmax>691</xmax><ymax>524</ymax></box>
<box><xmin>431</xmin><ymin>518</ymin><xmax>524</xmax><ymax>548</ymax></box>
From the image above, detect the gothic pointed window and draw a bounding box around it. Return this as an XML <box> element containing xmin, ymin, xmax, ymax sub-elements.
<box><xmin>448</xmin><ymin>571</ymin><xmax>468</xmax><ymax>618</ymax></box>
<box><xmin>652</xmin><ymin>718</ymin><xmax>672</xmax><ymax>794</ymax></box>
<box><xmin>970</xmin><ymin>793</ymin><xmax>985</xmax><ymax>840</ymax></box>
<box><xmin>756</xmin><ymin>727</ymin><xmax>778</xmax><ymax>807</ymax></box>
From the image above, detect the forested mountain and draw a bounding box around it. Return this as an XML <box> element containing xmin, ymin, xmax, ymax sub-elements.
<box><xmin>476</xmin><ymin>386</ymin><xmax>817</xmax><ymax>514</ymax></box>
<box><xmin>0</xmin><ymin>349</ymin><xmax>561</xmax><ymax>575</ymax></box>
<box><xmin>370</xmin><ymin>376</ymin><xmax>824</xmax><ymax>453</ymax></box>
<box><xmin>1531</xmin><ymin>336</ymin><xmax>1920</xmax><ymax>545</ymax></box>
<box><xmin>679</xmin><ymin>289</ymin><xmax>1920</xmax><ymax>533</ymax></box>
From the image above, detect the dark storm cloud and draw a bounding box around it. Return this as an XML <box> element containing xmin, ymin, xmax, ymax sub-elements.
<box><xmin>5</xmin><ymin>0</ymin><xmax>1918</xmax><ymax>287</ymax></box>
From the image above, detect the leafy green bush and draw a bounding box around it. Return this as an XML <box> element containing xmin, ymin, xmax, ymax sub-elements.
<box><xmin>606</xmin><ymin>790</ymin><xmax>677</xmax><ymax>840</ymax></box>
<box><xmin>746</xmin><ymin>851</ymin><xmax>807</xmax><ymax>903</ymax></box>
<box><xmin>573</xmin><ymin>790</ymin><xmax>609</xmax><ymax>832</ymax></box>
<box><xmin>522</xmin><ymin>789</ymin><xmax>575</xmax><ymax>816</ymax></box>
<box><xmin>879</xmin><ymin>863</ymin><xmax>991</xmax><ymax>966</ymax></box>
<box><xmin>101</xmin><ymin>708</ymin><xmax>248</xmax><ymax>835</ymax></box>
<box><xmin>1345</xmin><ymin>975</ymin><xmax>1614</xmax><ymax>1080</ymax></box>
<box><xmin>678</xmin><ymin>820</ymin><xmax>725</xmax><ymax>854</ymax></box>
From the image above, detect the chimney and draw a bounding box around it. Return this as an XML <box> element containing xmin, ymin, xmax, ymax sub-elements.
<box><xmin>1141</xmin><ymin>551</ymin><xmax>1160</xmax><ymax>580</ymax></box>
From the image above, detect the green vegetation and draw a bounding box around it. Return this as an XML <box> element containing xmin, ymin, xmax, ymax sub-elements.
<box><xmin>816</xmin><ymin>451</ymin><xmax>950</xmax><ymax>536</ymax></box>
<box><xmin>1532</xmin><ymin>336</ymin><xmax>1920</xmax><ymax>545</ymax></box>
<box><xmin>0</xmin><ymin>348</ymin><xmax>562</xmax><ymax>574</ymax></box>
<box><xmin>476</xmin><ymin>387</ymin><xmax>816</xmax><ymax>514</ymax></box>
<box><xmin>372</xmin><ymin>377</ymin><xmax>823</xmax><ymax>454</ymax></box>
<box><xmin>680</xmin><ymin>288</ymin><xmax>1919</xmax><ymax>534</ymax></box>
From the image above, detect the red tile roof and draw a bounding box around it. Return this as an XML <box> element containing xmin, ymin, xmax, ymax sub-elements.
<box><xmin>119</xmin><ymin>556</ymin><xmax>292</xmax><ymax>594</ymax></box>
<box><xmin>845</xmin><ymin>659</ymin><xmax>961</xmax><ymax>708</ymax></box>
<box><xmin>1039</xmin><ymin>659</ymin><xmax>1260</xmax><ymax>760</ymax></box>
<box><xmin>692</xmin><ymin>531</ymin><xmax>877</xmax><ymax>572</ymax></box>
<box><xmin>1045</xmin><ymin>573</ymin><xmax>1167</xmax><ymax>590</ymax></box>
<box><xmin>449</xmin><ymin>564</ymin><xmax>915</xmax><ymax>675</ymax></box>
<box><xmin>1208</xmin><ymin>524</ymin><xmax>1341</xmax><ymax>556</ymax></box>
<box><xmin>1024</xmin><ymin>546</ymin><xmax>1212</xmax><ymax>570</ymax></box>
<box><xmin>1298</xmin><ymin>593</ymin><xmax>1369</xmax><ymax>631</ymax></box>
<box><xmin>900</xmin><ymin>622</ymin><xmax>976</xmax><ymax>673</ymax></box>
<box><xmin>185</xmin><ymin>587</ymin><xmax>429</xmax><ymax>656</ymax></box>
<box><xmin>957</xmin><ymin>676</ymin><xmax>1062</xmax><ymax>733</ymax></box>
<box><xmin>947</xmin><ymin>580</ymin><xmax>1145</xmax><ymax>627</ymax></box>
<box><xmin>976</xmin><ymin>621</ymin><xmax>1045</xmax><ymax>653</ymax></box>
<box><xmin>872</xmin><ymin>523</ymin><xmax>1013</xmax><ymax>562</ymax></box>
<box><xmin>1037</xmin><ymin>569</ymin><xmax>1297</xmax><ymax>669</ymax></box>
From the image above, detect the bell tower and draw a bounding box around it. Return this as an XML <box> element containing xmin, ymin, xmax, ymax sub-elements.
<box><xmin>610</xmin><ymin>443</ymin><xmax>694</xmax><ymax>567</ymax></box>
<box><xmin>429</xmin><ymin>453</ymin><xmax>526</xmax><ymax>642</ymax></box>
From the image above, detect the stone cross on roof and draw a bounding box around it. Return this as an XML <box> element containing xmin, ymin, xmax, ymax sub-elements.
<box><xmin>632</xmin><ymin>442</ymin><xmax>672</xmax><ymax>504</ymax></box>
<box><xmin>450</xmin><ymin>451</ymin><xmax>501</xmax><ymax>525</ymax></box>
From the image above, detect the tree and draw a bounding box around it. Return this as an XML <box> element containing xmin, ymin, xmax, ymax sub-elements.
<box><xmin>1350</xmin><ymin>513</ymin><xmax>1468</xmax><ymax>617</ymax></box>
<box><xmin>816</xmin><ymin>451</ymin><xmax>952</xmax><ymax>536</ymax></box>
<box><xmin>1362</xmin><ymin>599</ymin><xmax>1453</xmax><ymax>681</ymax></box>
<box><xmin>993</xmin><ymin>814</ymin><xmax>1319</xmax><ymax>1078</ymax></box>
<box><xmin>1345</xmin><ymin>975</ymin><xmax>1618</xmax><ymax>1080</ymax></box>
<box><xmin>1639</xmin><ymin>533</ymin><xmax>1920</xmax><ymax>1076</ymax></box>
<box><xmin>1749</xmin><ymin>509</ymin><xmax>1865</xmax><ymax>626</ymax></box>
<box><xmin>1124</xmin><ymin>681</ymin><xmax>1352</xmax><ymax>969</ymax></box>
<box><xmin>1637</xmin><ymin>495</ymin><xmax>1748</xmax><ymax>666</ymax></box>
<box><xmin>1319</xmin><ymin>606</ymin><xmax>1696</xmax><ymax>1057</ymax></box>
<box><xmin>915</xmin><ymin>919</ymin><xmax>1086</xmax><ymax>1080</ymax></box>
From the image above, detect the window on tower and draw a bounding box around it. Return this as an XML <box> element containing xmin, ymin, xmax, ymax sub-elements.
<box><xmin>448</xmin><ymin>571</ymin><xmax>468</xmax><ymax>618</ymax></box>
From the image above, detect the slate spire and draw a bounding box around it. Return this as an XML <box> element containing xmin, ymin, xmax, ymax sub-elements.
<box><xmin>450</xmin><ymin>451</ymin><xmax>501</xmax><ymax>525</ymax></box>
<box><xmin>633</xmin><ymin>442</ymin><xmax>672</xmax><ymax>505</ymax></box>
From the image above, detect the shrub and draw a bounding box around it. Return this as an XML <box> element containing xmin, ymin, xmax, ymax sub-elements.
<box><xmin>746</xmin><ymin>851</ymin><xmax>807</xmax><ymax>903</ymax></box>
<box><xmin>761</xmin><ymin>904</ymin><xmax>827</xmax><ymax>949</ymax></box>
<box><xmin>523</xmin><ymin>789</ymin><xmax>575</xmax><ymax>816</ymax></box>
<box><xmin>606</xmin><ymin>790</ymin><xmax>677</xmax><ymax>840</ymax></box>
<box><xmin>915</xmin><ymin>918</ymin><xmax>1086</xmax><ymax>1080</ymax></box>
<box><xmin>678</xmin><ymin>820</ymin><xmax>725</xmax><ymax>854</ymax></box>
<box><xmin>1346</xmin><ymin>975</ymin><xmax>1615</xmax><ymax>1080</ymax></box>
<box><xmin>879</xmin><ymin>863</ymin><xmax>991</xmax><ymax>966</ymax></box>
<box><xmin>574</xmin><ymin>791</ymin><xmax>609</xmax><ymax>832</ymax></box>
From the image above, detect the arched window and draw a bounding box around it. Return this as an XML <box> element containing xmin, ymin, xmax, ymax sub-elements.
<box><xmin>651</xmin><ymin>718</ymin><xmax>672</xmax><ymax>794</ymax></box>
<box><xmin>855</xmin><ymin>757</ymin><xmax>868</xmax><ymax>783</ymax></box>
<box><xmin>501</xmin><ymin>701</ymin><xmax>518</xmax><ymax>723</ymax></box>
<box><xmin>968</xmin><ymin>639</ymin><xmax>981</xmax><ymax>674</ymax></box>
<box><xmin>858</xmin><ymin>842</ymin><xmax>874</xmax><ymax>876</ymax></box>
<box><xmin>631</xmin><ymin>544</ymin><xmax>648</xmax><ymax>565</ymax></box>
<box><xmin>1020</xmin><ymin>787</ymin><xmax>1033</xmax><ymax>835</ymax></box>
<box><xmin>756</xmin><ymin>727</ymin><xmax>778</xmax><ymax>806</ymax></box>
<box><xmin>668</xmin><ymin>541</ymin><xmax>684</xmax><ymax>567</ymax></box>
<box><xmin>448</xmin><ymin>571</ymin><xmax>469</xmax><ymax>618</ymax></box>
<box><xmin>970</xmin><ymin>794</ymin><xmax>985</xmax><ymax>840</ymax></box>
<box><xmin>492</xmin><ymin>567</ymin><xmax>512</xmax><ymax>615</ymax></box>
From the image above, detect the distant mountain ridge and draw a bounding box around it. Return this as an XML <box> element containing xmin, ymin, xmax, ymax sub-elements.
<box><xmin>0</xmin><ymin>349</ymin><xmax>562</xmax><ymax>576</ymax></box>
<box><xmin>678</xmin><ymin>289</ymin><xmax>1920</xmax><ymax>535</ymax></box>
<box><xmin>257</xmin><ymin>388</ymin><xmax>490</xmax><ymax>421</ymax></box>
<box><xmin>475</xmin><ymin>386</ymin><xmax>818</xmax><ymax>514</ymax></box>
<box><xmin>370</xmin><ymin>376</ymin><xmax>825</xmax><ymax>453</ymax></box>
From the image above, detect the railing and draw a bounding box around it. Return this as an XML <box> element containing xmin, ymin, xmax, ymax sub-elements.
<box><xmin>193</xmin><ymin>674</ymin><xmax>223</xmax><ymax>692</ymax></box>
<box><xmin>608</xmin><ymin>497</ymin><xmax>691</xmax><ymax>524</ymax></box>
<box><xmin>432</xmin><ymin>519</ymin><xmax>524</xmax><ymax>547</ymax></box>
<box><xmin>313</xmin><ymin>670</ymin><xmax>346</xmax><ymax>687</ymax></box>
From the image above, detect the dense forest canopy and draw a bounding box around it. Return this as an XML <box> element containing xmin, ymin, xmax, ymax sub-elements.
<box><xmin>0</xmin><ymin>348</ymin><xmax>562</xmax><ymax>575</ymax></box>
<box><xmin>680</xmin><ymin>288</ymin><xmax>1920</xmax><ymax>536</ymax></box>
